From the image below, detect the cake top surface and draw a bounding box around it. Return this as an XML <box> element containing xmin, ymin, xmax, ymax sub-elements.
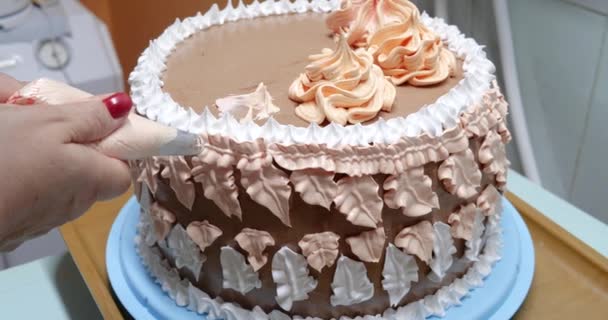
<box><xmin>161</xmin><ymin>12</ymin><xmax>464</xmax><ymax>128</ymax></box>
<box><xmin>129</xmin><ymin>0</ymin><xmax>495</xmax><ymax>147</ymax></box>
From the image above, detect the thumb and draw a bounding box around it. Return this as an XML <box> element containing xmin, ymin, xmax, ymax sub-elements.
<box><xmin>58</xmin><ymin>92</ymin><xmax>132</xmax><ymax>143</ymax></box>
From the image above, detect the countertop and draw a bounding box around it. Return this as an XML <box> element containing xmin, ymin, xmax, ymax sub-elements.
<box><xmin>0</xmin><ymin>253</ymin><xmax>103</xmax><ymax>319</ymax></box>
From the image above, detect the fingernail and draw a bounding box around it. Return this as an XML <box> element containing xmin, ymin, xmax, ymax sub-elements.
<box><xmin>103</xmin><ymin>93</ymin><xmax>132</xmax><ymax>119</ymax></box>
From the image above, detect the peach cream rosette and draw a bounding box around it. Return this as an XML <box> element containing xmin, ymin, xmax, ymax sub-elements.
<box><xmin>327</xmin><ymin>0</ymin><xmax>456</xmax><ymax>87</ymax></box>
<box><xmin>368</xmin><ymin>3</ymin><xmax>456</xmax><ymax>86</ymax></box>
<box><xmin>326</xmin><ymin>0</ymin><xmax>411</xmax><ymax>48</ymax></box>
<box><xmin>288</xmin><ymin>34</ymin><xmax>396</xmax><ymax>125</ymax></box>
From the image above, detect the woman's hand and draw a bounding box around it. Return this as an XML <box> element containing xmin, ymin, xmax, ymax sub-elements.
<box><xmin>0</xmin><ymin>74</ymin><xmax>132</xmax><ymax>251</ymax></box>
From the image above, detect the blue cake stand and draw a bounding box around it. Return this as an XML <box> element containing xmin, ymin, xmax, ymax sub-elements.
<box><xmin>107</xmin><ymin>197</ymin><xmax>534</xmax><ymax>320</ymax></box>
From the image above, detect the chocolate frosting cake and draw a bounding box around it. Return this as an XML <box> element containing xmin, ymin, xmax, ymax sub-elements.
<box><xmin>128</xmin><ymin>1</ymin><xmax>510</xmax><ymax>319</ymax></box>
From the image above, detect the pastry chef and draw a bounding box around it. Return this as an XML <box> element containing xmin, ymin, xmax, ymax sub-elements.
<box><xmin>0</xmin><ymin>73</ymin><xmax>132</xmax><ymax>251</ymax></box>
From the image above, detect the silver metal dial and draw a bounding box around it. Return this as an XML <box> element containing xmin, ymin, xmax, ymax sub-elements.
<box><xmin>37</xmin><ymin>39</ymin><xmax>70</xmax><ymax>70</ymax></box>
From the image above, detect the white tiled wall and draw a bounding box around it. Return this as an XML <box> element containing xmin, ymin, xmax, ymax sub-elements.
<box><xmin>508</xmin><ymin>0</ymin><xmax>608</xmax><ymax>223</ymax></box>
<box><xmin>571</xmin><ymin>28</ymin><xmax>608</xmax><ymax>221</ymax></box>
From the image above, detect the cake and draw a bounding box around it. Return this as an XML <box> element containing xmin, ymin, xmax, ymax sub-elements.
<box><xmin>127</xmin><ymin>0</ymin><xmax>510</xmax><ymax>319</ymax></box>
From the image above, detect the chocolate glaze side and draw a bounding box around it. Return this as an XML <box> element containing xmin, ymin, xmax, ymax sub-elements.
<box><xmin>161</xmin><ymin>12</ymin><xmax>464</xmax><ymax>128</ymax></box>
<box><xmin>150</xmin><ymin>136</ymin><xmax>496</xmax><ymax>319</ymax></box>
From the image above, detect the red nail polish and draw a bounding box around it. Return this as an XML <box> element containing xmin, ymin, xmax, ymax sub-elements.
<box><xmin>103</xmin><ymin>92</ymin><xmax>132</xmax><ymax>119</ymax></box>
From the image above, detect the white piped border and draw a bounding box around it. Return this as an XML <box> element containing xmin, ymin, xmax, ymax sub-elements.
<box><xmin>135</xmin><ymin>208</ymin><xmax>502</xmax><ymax>320</ymax></box>
<box><xmin>128</xmin><ymin>0</ymin><xmax>496</xmax><ymax>147</ymax></box>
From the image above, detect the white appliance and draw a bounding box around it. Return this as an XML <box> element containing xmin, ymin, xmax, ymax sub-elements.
<box><xmin>0</xmin><ymin>0</ymin><xmax>123</xmax><ymax>270</ymax></box>
<box><xmin>0</xmin><ymin>0</ymin><xmax>31</xmax><ymax>29</ymax></box>
<box><xmin>0</xmin><ymin>0</ymin><xmax>123</xmax><ymax>94</ymax></box>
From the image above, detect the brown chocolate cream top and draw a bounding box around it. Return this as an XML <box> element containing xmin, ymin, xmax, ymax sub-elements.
<box><xmin>162</xmin><ymin>12</ymin><xmax>463</xmax><ymax>127</ymax></box>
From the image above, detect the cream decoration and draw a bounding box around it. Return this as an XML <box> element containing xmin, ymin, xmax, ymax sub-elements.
<box><xmin>464</xmin><ymin>209</ymin><xmax>485</xmax><ymax>261</ymax></box>
<box><xmin>383</xmin><ymin>166</ymin><xmax>439</xmax><ymax>217</ymax></box>
<box><xmin>167</xmin><ymin>224</ymin><xmax>206</xmax><ymax>280</ymax></box>
<box><xmin>487</xmin><ymin>84</ymin><xmax>509</xmax><ymax>124</ymax></box>
<box><xmin>188</xmin><ymin>282</ymin><xmax>270</xmax><ymax>320</ymax></box>
<box><xmin>220</xmin><ymin>246</ymin><xmax>262</xmax><ymax>295</ymax></box>
<box><xmin>382</xmin><ymin>244</ymin><xmax>419</xmax><ymax>307</ymax></box>
<box><xmin>460</xmin><ymin>102</ymin><xmax>500</xmax><ymax>139</ymax></box>
<box><xmin>346</xmin><ymin>227</ymin><xmax>386</xmax><ymax>263</ymax></box>
<box><xmin>428</xmin><ymin>286</ymin><xmax>462</xmax><ymax>315</ymax></box>
<box><xmin>448</xmin><ymin>203</ymin><xmax>477</xmax><ymax>241</ymax></box>
<box><xmin>191</xmin><ymin>158</ymin><xmax>242</xmax><ymax>220</ymax></box>
<box><xmin>326</xmin><ymin>0</ymin><xmax>409</xmax><ymax>48</ymax></box>
<box><xmin>290</xmin><ymin>169</ymin><xmax>337</xmax><ymax>210</ymax></box>
<box><xmin>215</xmin><ymin>82</ymin><xmax>280</xmax><ymax>123</ymax></box>
<box><xmin>479</xmin><ymin>130</ymin><xmax>510</xmax><ymax>189</ymax></box>
<box><xmin>428</xmin><ymin>222</ymin><xmax>456</xmax><ymax>282</ymax></box>
<box><xmin>460</xmin><ymin>83</ymin><xmax>508</xmax><ymax>140</ymax></box>
<box><xmin>385</xmin><ymin>300</ymin><xmax>426</xmax><ymax>319</ymax></box>
<box><xmin>138</xmin><ymin>184</ymin><xmax>152</xmax><ymax>213</ymax></box>
<box><xmin>192</xmin><ymin>133</ymin><xmax>238</xmax><ymax>168</ymax></box>
<box><xmin>330</xmin><ymin>255</ymin><xmax>374</xmax><ymax>306</ymax></box>
<box><xmin>158</xmin><ymin>261</ymin><xmax>189</xmax><ymax>306</ymax></box>
<box><xmin>149</xmin><ymin>202</ymin><xmax>176</xmax><ymax>242</ymax></box>
<box><xmin>241</xmin><ymin>165</ymin><xmax>292</xmax><ymax>227</ymax></box>
<box><xmin>186</xmin><ymin>220</ymin><xmax>223</xmax><ymax>252</ymax></box>
<box><xmin>268</xmin><ymin>123</ymin><xmax>470</xmax><ymax>176</ymax></box>
<box><xmin>231</xmin><ymin>136</ymin><xmax>273</xmax><ymax>171</ymax></box>
<box><xmin>272</xmin><ymin>247</ymin><xmax>318</xmax><ymax>311</ymax></box>
<box><xmin>138</xmin><ymin>158</ymin><xmax>159</xmax><ymax>195</ymax></box>
<box><xmin>219</xmin><ymin>82</ymin><xmax>504</xmax><ymax>177</ymax></box>
<box><xmin>187</xmin><ymin>283</ymin><xmax>222</xmax><ymax>318</ymax></box>
<box><xmin>394</xmin><ymin>220</ymin><xmax>434</xmax><ymax>263</ymax></box>
<box><xmin>157</xmin><ymin>156</ymin><xmax>196</xmax><ymax>209</ymax></box>
<box><xmin>497</xmin><ymin>121</ymin><xmax>512</xmax><ymax>145</ymax></box>
<box><xmin>477</xmin><ymin>184</ymin><xmax>502</xmax><ymax>216</ymax></box>
<box><xmin>129</xmin><ymin>160</ymin><xmax>144</xmax><ymax>200</ymax></box>
<box><xmin>438</xmin><ymin>149</ymin><xmax>482</xmax><ymax>199</ymax></box>
<box><xmin>298</xmin><ymin>231</ymin><xmax>341</xmax><ymax>272</ymax></box>
<box><xmin>368</xmin><ymin>0</ymin><xmax>456</xmax><ymax>86</ymax></box>
<box><xmin>220</xmin><ymin>303</ymin><xmax>262</xmax><ymax>320</ymax></box>
<box><xmin>288</xmin><ymin>34</ymin><xmax>396</xmax><ymax>125</ymax></box>
<box><xmin>422</xmin><ymin>291</ymin><xmax>446</xmax><ymax>317</ymax></box>
<box><xmin>334</xmin><ymin>175</ymin><xmax>383</xmax><ymax>228</ymax></box>
<box><xmin>235</xmin><ymin>228</ymin><xmax>276</xmax><ymax>271</ymax></box>
<box><xmin>139</xmin><ymin>207</ymin><xmax>157</xmax><ymax>246</ymax></box>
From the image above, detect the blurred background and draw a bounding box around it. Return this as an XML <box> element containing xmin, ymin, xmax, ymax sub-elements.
<box><xmin>0</xmin><ymin>0</ymin><xmax>606</xmax><ymax>269</ymax></box>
